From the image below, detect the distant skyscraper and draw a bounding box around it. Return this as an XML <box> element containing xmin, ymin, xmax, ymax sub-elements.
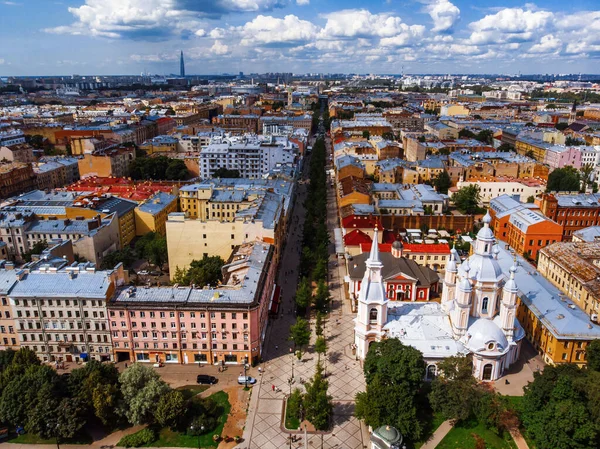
<box><xmin>180</xmin><ymin>51</ymin><xmax>185</xmax><ymax>78</ymax></box>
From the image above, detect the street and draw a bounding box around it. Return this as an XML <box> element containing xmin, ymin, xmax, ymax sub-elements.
<box><xmin>236</xmin><ymin>115</ymin><xmax>368</xmax><ymax>449</ymax></box>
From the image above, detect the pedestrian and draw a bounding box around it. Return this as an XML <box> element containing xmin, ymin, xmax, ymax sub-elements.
<box><xmin>272</xmin><ymin>384</ymin><xmax>275</xmax><ymax>391</ymax></box>
<box><xmin>276</xmin><ymin>345</ymin><xmax>279</xmax><ymax>350</ymax></box>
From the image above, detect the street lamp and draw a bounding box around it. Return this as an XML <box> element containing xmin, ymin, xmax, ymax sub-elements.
<box><xmin>189</xmin><ymin>424</ymin><xmax>204</xmax><ymax>449</ymax></box>
<box><xmin>243</xmin><ymin>356</ymin><xmax>248</xmax><ymax>388</ymax></box>
<box><xmin>289</xmin><ymin>347</ymin><xmax>294</xmax><ymax>379</ymax></box>
<box><xmin>47</xmin><ymin>423</ymin><xmax>59</xmax><ymax>449</ymax></box>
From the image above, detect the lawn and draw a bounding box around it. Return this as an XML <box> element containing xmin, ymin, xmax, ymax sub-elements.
<box><xmin>176</xmin><ymin>384</ymin><xmax>210</xmax><ymax>399</ymax></box>
<box><xmin>436</xmin><ymin>420</ymin><xmax>517</xmax><ymax>449</ymax></box>
<box><xmin>9</xmin><ymin>432</ymin><xmax>92</xmax><ymax>445</ymax></box>
<box><xmin>284</xmin><ymin>399</ymin><xmax>300</xmax><ymax>430</ymax></box>
<box><xmin>118</xmin><ymin>390</ymin><xmax>232</xmax><ymax>448</ymax></box>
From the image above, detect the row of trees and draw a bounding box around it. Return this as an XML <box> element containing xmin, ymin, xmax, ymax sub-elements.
<box><xmin>295</xmin><ymin>136</ymin><xmax>331</xmax><ymax>314</ymax></box>
<box><xmin>129</xmin><ymin>156</ymin><xmax>189</xmax><ymax>181</ymax></box>
<box><xmin>287</xmin><ymin>363</ymin><xmax>333</xmax><ymax>431</ymax></box>
<box><xmin>546</xmin><ymin>164</ymin><xmax>597</xmax><ymax>193</ymax></box>
<box><xmin>0</xmin><ymin>349</ymin><xmax>220</xmax><ymax>441</ymax></box>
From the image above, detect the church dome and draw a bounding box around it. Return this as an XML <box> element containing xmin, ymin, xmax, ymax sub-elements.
<box><xmin>392</xmin><ymin>240</ymin><xmax>403</xmax><ymax>250</ymax></box>
<box><xmin>464</xmin><ymin>318</ymin><xmax>509</xmax><ymax>354</ymax></box>
<box><xmin>476</xmin><ymin>225</ymin><xmax>495</xmax><ymax>241</ymax></box>
<box><xmin>373</xmin><ymin>426</ymin><xmax>403</xmax><ymax>445</ymax></box>
<box><xmin>465</xmin><ymin>253</ymin><xmax>504</xmax><ymax>283</ymax></box>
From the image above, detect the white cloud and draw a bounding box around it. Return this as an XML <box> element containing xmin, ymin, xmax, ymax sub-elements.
<box><xmin>296</xmin><ymin>0</ymin><xmax>309</xmax><ymax>5</ymax></box>
<box><xmin>210</xmin><ymin>40</ymin><xmax>229</xmax><ymax>55</ymax></box>
<box><xmin>194</xmin><ymin>29</ymin><xmax>206</xmax><ymax>37</ymax></box>
<box><xmin>209</xmin><ymin>28</ymin><xmax>227</xmax><ymax>39</ymax></box>
<box><xmin>528</xmin><ymin>34</ymin><xmax>561</xmax><ymax>53</ymax></box>
<box><xmin>44</xmin><ymin>0</ymin><xmax>292</xmax><ymax>38</ymax></box>
<box><xmin>468</xmin><ymin>7</ymin><xmax>552</xmax><ymax>45</ymax></box>
<box><xmin>238</xmin><ymin>14</ymin><xmax>318</xmax><ymax>46</ymax></box>
<box><xmin>319</xmin><ymin>9</ymin><xmax>410</xmax><ymax>39</ymax></box>
<box><xmin>379</xmin><ymin>25</ymin><xmax>426</xmax><ymax>47</ymax></box>
<box><xmin>426</xmin><ymin>0</ymin><xmax>460</xmax><ymax>33</ymax></box>
<box><xmin>0</xmin><ymin>58</ymin><xmax>5</xmax><ymax>64</ymax></box>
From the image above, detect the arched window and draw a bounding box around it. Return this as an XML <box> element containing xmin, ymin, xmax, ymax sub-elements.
<box><xmin>484</xmin><ymin>244</ymin><xmax>489</xmax><ymax>252</ymax></box>
<box><xmin>369</xmin><ymin>308</ymin><xmax>378</xmax><ymax>324</ymax></box>
<box><xmin>418</xmin><ymin>290</ymin><xmax>425</xmax><ymax>299</ymax></box>
<box><xmin>482</xmin><ymin>297</ymin><xmax>489</xmax><ymax>314</ymax></box>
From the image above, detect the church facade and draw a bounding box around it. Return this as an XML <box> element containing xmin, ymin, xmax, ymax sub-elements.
<box><xmin>354</xmin><ymin>213</ymin><xmax>525</xmax><ymax>381</ymax></box>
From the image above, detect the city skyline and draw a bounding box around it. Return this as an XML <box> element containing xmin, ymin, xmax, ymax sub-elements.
<box><xmin>0</xmin><ymin>0</ymin><xmax>599</xmax><ymax>76</ymax></box>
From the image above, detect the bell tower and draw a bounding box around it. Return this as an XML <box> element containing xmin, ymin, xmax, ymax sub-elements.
<box><xmin>441</xmin><ymin>248</ymin><xmax>458</xmax><ymax>313</ymax></box>
<box><xmin>499</xmin><ymin>264</ymin><xmax>519</xmax><ymax>341</ymax></box>
<box><xmin>354</xmin><ymin>228</ymin><xmax>389</xmax><ymax>360</ymax></box>
<box><xmin>451</xmin><ymin>261</ymin><xmax>472</xmax><ymax>338</ymax></box>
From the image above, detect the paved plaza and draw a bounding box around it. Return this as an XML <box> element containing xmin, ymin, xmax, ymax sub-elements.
<box><xmin>237</xmin><ymin>134</ymin><xmax>369</xmax><ymax>449</ymax></box>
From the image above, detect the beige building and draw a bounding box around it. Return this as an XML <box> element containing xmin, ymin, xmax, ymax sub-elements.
<box><xmin>134</xmin><ymin>192</ymin><xmax>178</xmax><ymax>236</ymax></box>
<box><xmin>78</xmin><ymin>147</ymin><xmax>135</xmax><ymax>178</ymax></box>
<box><xmin>9</xmin><ymin>263</ymin><xmax>127</xmax><ymax>363</ymax></box>
<box><xmin>537</xmin><ymin>242</ymin><xmax>600</xmax><ymax>317</ymax></box>
<box><xmin>454</xmin><ymin>178</ymin><xmax>545</xmax><ymax>205</ymax></box>
<box><xmin>0</xmin><ymin>144</ymin><xmax>35</xmax><ymax>163</ymax></box>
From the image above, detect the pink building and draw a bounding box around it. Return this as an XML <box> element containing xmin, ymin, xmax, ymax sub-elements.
<box><xmin>108</xmin><ymin>243</ymin><xmax>276</xmax><ymax>365</ymax></box>
<box><xmin>544</xmin><ymin>145</ymin><xmax>582</xmax><ymax>169</ymax></box>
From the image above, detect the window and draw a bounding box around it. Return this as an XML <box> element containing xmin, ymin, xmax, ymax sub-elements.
<box><xmin>369</xmin><ymin>308</ymin><xmax>378</xmax><ymax>324</ymax></box>
<box><xmin>482</xmin><ymin>297</ymin><xmax>489</xmax><ymax>314</ymax></box>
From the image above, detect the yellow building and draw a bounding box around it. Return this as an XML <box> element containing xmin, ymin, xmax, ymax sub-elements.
<box><xmin>537</xmin><ymin>242</ymin><xmax>600</xmax><ymax>316</ymax></box>
<box><xmin>515</xmin><ymin>137</ymin><xmax>549</xmax><ymax>162</ymax></box>
<box><xmin>134</xmin><ymin>192</ymin><xmax>178</xmax><ymax>236</ymax></box>
<box><xmin>511</xmin><ymin>248</ymin><xmax>600</xmax><ymax>367</ymax></box>
<box><xmin>138</xmin><ymin>136</ymin><xmax>178</xmax><ymax>155</ymax></box>
<box><xmin>440</xmin><ymin>104</ymin><xmax>470</xmax><ymax>116</ymax></box>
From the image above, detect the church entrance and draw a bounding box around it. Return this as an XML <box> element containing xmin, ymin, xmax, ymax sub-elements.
<box><xmin>396</xmin><ymin>291</ymin><xmax>405</xmax><ymax>300</ymax></box>
<box><xmin>482</xmin><ymin>364</ymin><xmax>493</xmax><ymax>381</ymax></box>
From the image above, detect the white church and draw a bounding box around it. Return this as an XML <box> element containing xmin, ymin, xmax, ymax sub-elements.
<box><xmin>354</xmin><ymin>212</ymin><xmax>525</xmax><ymax>381</ymax></box>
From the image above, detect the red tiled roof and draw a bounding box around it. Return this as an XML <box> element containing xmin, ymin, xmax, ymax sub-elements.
<box><xmin>343</xmin><ymin>229</ymin><xmax>372</xmax><ymax>246</ymax></box>
<box><xmin>403</xmin><ymin>243</ymin><xmax>451</xmax><ymax>254</ymax></box>
<box><xmin>382</xmin><ymin>230</ymin><xmax>397</xmax><ymax>244</ymax></box>
<box><xmin>341</xmin><ymin>214</ymin><xmax>382</xmax><ymax>229</ymax></box>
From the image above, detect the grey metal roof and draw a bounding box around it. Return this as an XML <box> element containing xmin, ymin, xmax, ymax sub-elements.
<box><xmin>137</xmin><ymin>192</ymin><xmax>177</xmax><ymax>216</ymax></box>
<box><xmin>10</xmin><ymin>270</ymin><xmax>112</xmax><ymax>299</ymax></box>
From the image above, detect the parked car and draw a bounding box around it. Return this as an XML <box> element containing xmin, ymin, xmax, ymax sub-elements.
<box><xmin>138</xmin><ymin>270</ymin><xmax>149</xmax><ymax>275</ymax></box>
<box><xmin>197</xmin><ymin>374</ymin><xmax>218</xmax><ymax>385</ymax></box>
<box><xmin>149</xmin><ymin>270</ymin><xmax>161</xmax><ymax>276</ymax></box>
<box><xmin>237</xmin><ymin>375</ymin><xmax>257</xmax><ymax>385</ymax></box>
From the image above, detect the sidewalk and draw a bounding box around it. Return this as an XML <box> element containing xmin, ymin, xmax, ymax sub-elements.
<box><xmin>419</xmin><ymin>420</ymin><xmax>454</xmax><ymax>449</ymax></box>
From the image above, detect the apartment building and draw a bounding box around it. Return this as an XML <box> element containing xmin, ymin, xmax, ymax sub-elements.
<box><xmin>9</xmin><ymin>262</ymin><xmax>127</xmax><ymax>363</ymax></box>
<box><xmin>502</xmin><ymin>208</ymin><xmax>563</xmax><ymax>259</ymax></box>
<box><xmin>0</xmin><ymin>162</ymin><xmax>36</xmax><ymax>199</ymax></box>
<box><xmin>168</xmin><ymin>178</ymin><xmax>292</xmax><ymax>277</ymax></box>
<box><xmin>134</xmin><ymin>191</ymin><xmax>178</xmax><ymax>236</ymax></box>
<box><xmin>138</xmin><ymin>136</ymin><xmax>178</xmax><ymax>155</ymax></box>
<box><xmin>0</xmin><ymin>130</ymin><xmax>26</xmax><ymax>147</ymax></box>
<box><xmin>537</xmin><ymin>242</ymin><xmax>600</xmax><ymax>318</ymax></box>
<box><xmin>109</xmin><ymin>243</ymin><xmax>276</xmax><ymax>365</ymax></box>
<box><xmin>0</xmin><ymin>144</ymin><xmax>35</xmax><ymax>163</ymax></box>
<box><xmin>372</xmin><ymin>183</ymin><xmax>447</xmax><ymax>215</ymax></box>
<box><xmin>78</xmin><ymin>147</ymin><xmax>135</xmax><ymax>178</ymax></box>
<box><xmin>455</xmin><ymin>177</ymin><xmax>545</xmax><ymax>205</ymax></box>
<box><xmin>199</xmin><ymin>136</ymin><xmax>297</xmax><ymax>179</ymax></box>
<box><xmin>213</xmin><ymin>114</ymin><xmax>260</xmax><ymax>133</ymax></box>
<box><xmin>538</xmin><ymin>193</ymin><xmax>600</xmax><ymax>240</ymax></box>
<box><xmin>34</xmin><ymin>157</ymin><xmax>80</xmax><ymax>190</ymax></box>
<box><xmin>0</xmin><ymin>268</ymin><xmax>18</xmax><ymax>350</ymax></box>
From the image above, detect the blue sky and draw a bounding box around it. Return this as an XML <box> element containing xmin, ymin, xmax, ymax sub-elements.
<box><xmin>0</xmin><ymin>0</ymin><xmax>598</xmax><ymax>76</ymax></box>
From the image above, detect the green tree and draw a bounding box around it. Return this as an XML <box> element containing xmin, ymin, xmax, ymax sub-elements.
<box><xmin>452</xmin><ymin>184</ymin><xmax>481</xmax><ymax>214</ymax></box>
<box><xmin>555</xmin><ymin>122</ymin><xmax>569</xmax><ymax>131</ymax></box>
<box><xmin>135</xmin><ymin>232</ymin><xmax>168</xmax><ymax>268</ymax></box>
<box><xmin>289</xmin><ymin>317</ymin><xmax>311</xmax><ymax>352</ymax></box>
<box><xmin>586</xmin><ymin>340</ymin><xmax>600</xmax><ymax>372</ymax></box>
<box><xmin>287</xmin><ymin>388</ymin><xmax>303</xmax><ymax>424</ymax></box>
<box><xmin>475</xmin><ymin>129</ymin><xmax>494</xmax><ymax>145</ymax></box>
<box><xmin>527</xmin><ymin>195</ymin><xmax>535</xmax><ymax>203</ymax></box>
<box><xmin>429</xmin><ymin>355</ymin><xmax>480</xmax><ymax>422</ymax></box>
<box><xmin>55</xmin><ymin>397</ymin><xmax>88</xmax><ymax>440</ymax></box>
<box><xmin>566</xmin><ymin>136</ymin><xmax>585</xmax><ymax>146</ymax></box>
<box><xmin>26</xmin><ymin>382</ymin><xmax>60</xmax><ymax>437</ymax></box>
<box><xmin>315</xmin><ymin>336</ymin><xmax>327</xmax><ymax>363</ymax></box>
<box><xmin>303</xmin><ymin>363</ymin><xmax>333</xmax><ymax>430</ymax></box>
<box><xmin>315</xmin><ymin>312</ymin><xmax>324</xmax><ymax>336</ymax></box>
<box><xmin>497</xmin><ymin>143</ymin><xmax>515</xmax><ymax>152</ymax></box>
<box><xmin>212</xmin><ymin>168</ymin><xmax>240</xmax><ymax>178</ymax></box>
<box><xmin>178</xmin><ymin>255</ymin><xmax>226</xmax><ymax>287</ymax></box>
<box><xmin>119</xmin><ymin>363</ymin><xmax>171</xmax><ymax>425</ymax></box>
<box><xmin>93</xmin><ymin>383</ymin><xmax>122</xmax><ymax>427</ymax></box>
<box><xmin>294</xmin><ymin>277</ymin><xmax>312</xmax><ymax>310</ymax></box>
<box><xmin>165</xmin><ymin>159</ymin><xmax>189</xmax><ymax>180</ymax></box>
<box><xmin>362</xmin><ymin>131</ymin><xmax>370</xmax><ymax>139</ymax></box>
<box><xmin>313</xmin><ymin>280</ymin><xmax>331</xmax><ymax>312</ymax></box>
<box><xmin>312</xmin><ymin>257</ymin><xmax>327</xmax><ymax>282</ymax></box>
<box><xmin>432</xmin><ymin>170</ymin><xmax>452</xmax><ymax>194</ymax></box>
<box><xmin>356</xmin><ymin>339</ymin><xmax>426</xmax><ymax>441</ymax></box>
<box><xmin>458</xmin><ymin>129</ymin><xmax>475</xmax><ymax>139</ymax></box>
<box><xmin>0</xmin><ymin>349</ymin><xmax>15</xmax><ymax>372</ymax></box>
<box><xmin>23</xmin><ymin>240</ymin><xmax>48</xmax><ymax>263</ymax></box>
<box><xmin>100</xmin><ymin>247</ymin><xmax>135</xmax><ymax>270</ymax></box>
<box><xmin>547</xmin><ymin>166</ymin><xmax>581</xmax><ymax>192</ymax></box>
<box><xmin>581</xmin><ymin>164</ymin><xmax>594</xmax><ymax>192</ymax></box>
<box><xmin>155</xmin><ymin>390</ymin><xmax>187</xmax><ymax>430</ymax></box>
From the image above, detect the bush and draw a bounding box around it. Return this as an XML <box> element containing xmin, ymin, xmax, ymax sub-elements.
<box><xmin>118</xmin><ymin>428</ymin><xmax>156</xmax><ymax>447</ymax></box>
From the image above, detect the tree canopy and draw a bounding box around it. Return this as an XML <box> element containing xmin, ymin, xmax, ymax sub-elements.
<box><xmin>135</xmin><ymin>232</ymin><xmax>168</xmax><ymax>267</ymax></box>
<box><xmin>432</xmin><ymin>170</ymin><xmax>452</xmax><ymax>194</ymax></box>
<box><xmin>289</xmin><ymin>317</ymin><xmax>311</xmax><ymax>350</ymax></box>
<box><xmin>356</xmin><ymin>339</ymin><xmax>427</xmax><ymax>441</ymax></box>
<box><xmin>212</xmin><ymin>168</ymin><xmax>240</xmax><ymax>178</ymax></box>
<box><xmin>521</xmin><ymin>364</ymin><xmax>600</xmax><ymax>449</ymax></box>
<box><xmin>172</xmin><ymin>255</ymin><xmax>225</xmax><ymax>287</ymax></box>
<box><xmin>129</xmin><ymin>156</ymin><xmax>189</xmax><ymax>180</ymax></box>
<box><xmin>452</xmin><ymin>184</ymin><xmax>482</xmax><ymax>214</ymax></box>
<box><xmin>547</xmin><ymin>166</ymin><xmax>581</xmax><ymax>192</ymax></box>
